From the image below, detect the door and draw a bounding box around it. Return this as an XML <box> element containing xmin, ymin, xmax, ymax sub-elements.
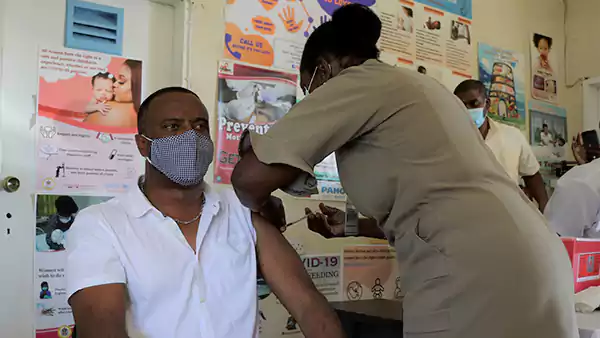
<box><xmin>0</xmin><ymin>0</ymin><xmax>183</xmax><ymax>336</ymax></box>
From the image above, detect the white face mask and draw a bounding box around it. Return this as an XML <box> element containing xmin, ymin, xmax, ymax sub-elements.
<box><xmin>58</xmin><ymin>216</ymin><xmax>72</xmax><ymax>223</ymax></box>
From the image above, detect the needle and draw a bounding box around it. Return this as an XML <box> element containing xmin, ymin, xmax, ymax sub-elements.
<box><xmin>285</xmin><ymin>214</ymin><xmax>308</xmax><ymax>227</ymax></box>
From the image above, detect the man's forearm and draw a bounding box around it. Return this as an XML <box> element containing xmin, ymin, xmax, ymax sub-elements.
<box><xmin>296</xmin><ymin>290</ymin><xmax>346</xmax><ymax>338</ymax></box>
<box><xmin>523</xmin><ymin>172</ymin><xmax>548</xmax><ymax>212</ymax></box>
<box><xmin>358</xmin><ymin>217</ymin><xmax>386</xmax><ymax>239</ymax></box>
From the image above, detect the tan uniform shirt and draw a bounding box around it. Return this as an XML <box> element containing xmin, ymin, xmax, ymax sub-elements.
<box><xmin>251</xmin><ymin>60</ymin><xmax>576</xmax><ymax>338</ymax></box>
<box><xmin>484</xmin><ymin>118</ymin><xmax>540</xmax><ymax>183</ymax></box>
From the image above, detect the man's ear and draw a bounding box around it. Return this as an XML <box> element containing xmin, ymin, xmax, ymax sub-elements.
<box><xmin>135</xmin><ymin>134</ymin><xmax>150</xmax><ymax>158</ymax></box>
<box><xmin>484</xmin><ymin>98</ymin><xmax>491</xmax><ymax>115</ymax></box>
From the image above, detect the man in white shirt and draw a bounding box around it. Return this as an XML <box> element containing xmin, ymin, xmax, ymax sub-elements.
<box><xmin>540</xmin><ymin>124</ymin><xmax>554</xmax><ymax>146</ymax></box>
<box><xmin>545</xmin><ymin>158</ymin><xmax>600</xmax><ymax>238</ymax></box>
<box><xmin>454</xmin><ymin>80</ymin><xmax>548</xmax><ymax>211</ymax></box>
<box><xmin>66</xmin><ymin>87</ymin><xmax>345</xmax><ymax>338</ymax></box>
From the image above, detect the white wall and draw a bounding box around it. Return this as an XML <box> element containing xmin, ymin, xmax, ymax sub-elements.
<box><xmin>0</xmin><ymin>0</ymin><xmax>184</xmax><ymax>336</ymax></box>
<box><xmin>565</xmin><ymin>0</ymin><xmax>600</xmax><ymax>132</ymax></box>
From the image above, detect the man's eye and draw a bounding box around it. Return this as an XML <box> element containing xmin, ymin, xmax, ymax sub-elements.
<box><xmin>164</xmin><ymin>124</ymin><xmax>178</xmax><ymax>130</ymax></box>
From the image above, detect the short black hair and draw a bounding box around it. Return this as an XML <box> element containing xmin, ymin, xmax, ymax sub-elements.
<box><xmin>542</xmin><ymin>123</ymin><xmax>548</xmax><ymax>128</ymax></box>
<box><xmin>533</xmin><ymin>33</ymin><xmax>553</xmax><ymax>49</ymax></box>
<box><xmin>454</xmin><ymin>79</ymin><xmax>486</xmax><ymax>97</ymax></box>
<box><xmin>55</xmin><ymin>196</ymin><xmax>78</xmax><ymax>215</ymax></box>
<box><xmin>403</xmin><ymin>6</ymin><xmax>413</xmax><ymax>17</ymax></box>
<box><xmin>91</xmin><ymin>72</ymin><xmax>115</xmax><ymax>86</ymax></box>
<box><xmin>417</xmin><ymin>66</ymin><xmax>427</xmax><ymax>74</ymax></box>
<box><xmin>41</xmin><ymin>281</ymin><xmax>48</xmax><ymax>288</ymax></box>
<box><xmin>300</xmin><ymin>4</ymin><xmax>381</xmax><ymax>74</ymax></box>
<box><xmin>137</xmin><ymin>87</ymin><xmax>200</xmax><ymax>134</ymax></box>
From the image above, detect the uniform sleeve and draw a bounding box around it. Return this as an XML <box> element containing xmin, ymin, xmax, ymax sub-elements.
<box><xmin>544</xmin><ymin>179</ymin><xmax>599</xmax><ymax>237</ymax></box>
<box><xmin>517</xmin><ymin>132</ymin><xmax>540</xmax><ymax>177</ymax></box>
<box><xmin>250</xmin><ymin>69</ymin><xmax>389</xmax><ymax>175</ymax></box>
<box><xmin>66</xmin><ymin>210</ymin><xmax>126</xmax><ymax>299</ymax></box>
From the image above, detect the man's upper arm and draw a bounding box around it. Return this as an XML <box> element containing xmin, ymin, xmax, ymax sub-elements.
<box><xmin>67</xmin><ymin>210</ymin><xmax>128</xmax><ymax>337</ymax></box>
<box><xmin>517</xmin><ymin>131</ymin><xmax>540</xmax><ymax>177</ymax></box>
<box><xmin>544</xmin><ymin>179</ymin><xmax>599</xmax><ymax>237</ymax></box>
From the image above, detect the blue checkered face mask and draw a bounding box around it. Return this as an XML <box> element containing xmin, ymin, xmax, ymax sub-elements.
<box><xmin>141</xmin><ymin>130</ymin><xmax>214</xmax><ymax>186</ymax></box>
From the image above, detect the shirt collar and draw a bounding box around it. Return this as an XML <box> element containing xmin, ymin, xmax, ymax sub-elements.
<box><xmin>123</xmin><ymin>175</ymin><xmax>221</xmax><ymax>219</ymax></box>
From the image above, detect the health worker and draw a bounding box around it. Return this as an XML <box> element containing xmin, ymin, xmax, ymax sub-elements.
<box><xmin>231</xmin><ymin>4</ymin><xmax>577</xmax><ymax>338</ymax></box>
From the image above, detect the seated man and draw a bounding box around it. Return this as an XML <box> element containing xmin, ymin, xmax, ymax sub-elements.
<box><xmin>67</xmin><ymin>87</ymin><xmax>345</xmax><ymax>338</ymax></box>
<box><xmin>454</xmin><ymin>80</ymin><xmax>548</xmax><ymax>212</ymax></box>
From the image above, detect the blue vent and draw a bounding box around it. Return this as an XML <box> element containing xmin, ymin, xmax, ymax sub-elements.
<box><xmin>65</xmin><ymin>0</ymin><xmax>124</xmax><ymax>55</ymax></box>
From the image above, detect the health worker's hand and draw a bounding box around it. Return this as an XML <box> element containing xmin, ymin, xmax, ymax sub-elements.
<box><xmin>304</xmin><ymin>203</ymin><xmax>345</xmax><ymax>238</ymax></box>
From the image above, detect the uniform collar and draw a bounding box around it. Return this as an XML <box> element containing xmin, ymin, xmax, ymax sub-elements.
<box><xmin>124</xmin><ymin>175</ymin><xmax>221</xmax><ymax>219</ymax></box>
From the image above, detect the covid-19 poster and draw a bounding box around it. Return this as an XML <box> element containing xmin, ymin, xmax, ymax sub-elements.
<box><xmin>36</xmin><ymin>47</ymin><xmax>143</xmax><ymax>196</ymax></box>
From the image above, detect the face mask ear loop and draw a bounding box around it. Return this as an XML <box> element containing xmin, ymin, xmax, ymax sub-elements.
<box><xmin>140</xmin><ymin>134</ymin><xmax>155</xmax><ymax>166</ymax></box>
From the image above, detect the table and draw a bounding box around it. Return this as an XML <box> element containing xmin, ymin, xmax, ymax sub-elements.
<box><xmin>578</xmin><ymin>312</ymin><xmax>600</xmax><ymax>338</ymax></box>
<box><xmin>330</xmin><ymin>299</ymin><xmax>403</xmax><ymax>338</ymax></box>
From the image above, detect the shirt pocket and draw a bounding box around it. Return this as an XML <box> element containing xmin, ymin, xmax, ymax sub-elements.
<box><xmin>395</xmin><ymin>220</ymin><xmax>452</xmax><ymax>334</ymax></box>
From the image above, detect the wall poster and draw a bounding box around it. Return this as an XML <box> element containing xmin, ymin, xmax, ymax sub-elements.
<box><xmin>342</xmin><ymin>245</ymin><xmax>400</xmax><ymax>301</ymax></box>
<box><xmin>530</xmin><ymin>33</ymin><xmax>558</xmax><ymax>104</ymax></box>
<box><xmin>224</xmin><ymin>0</ymin><xmax>377</xmax><ymax>71</ymax></box>
<box><xmin>36</xmin><ymin>47</ymin><xmax>143</xmax><ymax>195</ymax></box>
<box><xmin>214</xmin><ymin>60</ymin><xmax>298</xmax><ymax>184</ymax></box>
<box><xmin>35</xmin><ymin>194</ymin><xmax>111</xmax><ymax>338</ymax></box>
<box><xmin>478</xmin><ymin>43</ymin><xmax>527</xmax><ymax>133</ymax></box>
<box><xmin>528</xmin><ymin>100</ymin><xmax>567</xmax><ymax>189</ymax></box>
<box><xmin>377</xmin><ymin>0</ymin><xmax>473</xmax><ymax>91</ymax></box>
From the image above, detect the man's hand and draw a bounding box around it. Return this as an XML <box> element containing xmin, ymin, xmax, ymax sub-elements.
<box><xmin>304</xmin><ymin>203</ymin><xmax>345</xmax><ymax>238</ymax></box>
<box><xmin>260</xmin><ymin>196</ymin><xmax>286</xmax><ymax>231</ymax></box>
<box><xmin>252</xmin><ymin>213</ymin><xmax>346</xmax><ymax>338</ymax></box>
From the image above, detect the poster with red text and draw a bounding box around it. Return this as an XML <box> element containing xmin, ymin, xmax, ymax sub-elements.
<box><xmin>36</xmin><ymin>47</ymin><xmax>143</xmax><ymax>195</ymax></box>
<box><xmin>214</xmin><ymin>60</ymin><xmax>297</xmax><ymax>184</ymax></box>
<box><xmin>342</xmin><ymin>245</ymin><xmax>400</xmax><ymax>301</ymax></box>
<box><xmin>224</xmin><ymin>0</ymin><xmax>377</xmax><ymax>71</ymax></box>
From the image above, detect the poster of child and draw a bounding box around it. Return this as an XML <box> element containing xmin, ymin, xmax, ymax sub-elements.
<box><xmin>530</xmin><ymin>33</ymin><xmax>558</xmax><ymax>103</ymax></box>
<box><xmin>38</xmin><ymin>49</ymin><xmax>142</xmax><ymax>133</ymax></box>
<box><xmin>36</xmin><ymin>48</ymin><xmax>144</xmax><ymax>195</ymax></box>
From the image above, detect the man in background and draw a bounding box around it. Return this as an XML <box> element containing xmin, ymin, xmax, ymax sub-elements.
<box><xmin>540</xmin><ymin>123</ymin><xmax>554</xmax><ymax>146</ymax></box>
<box><xmin>454</xmin><ymin>79</ymin><xmax>548</xmax><ymax>211</ymax></box>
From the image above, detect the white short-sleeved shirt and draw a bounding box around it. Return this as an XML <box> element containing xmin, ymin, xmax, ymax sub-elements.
<box><xmin>545</xmin><ymin>159</ymin><xmax>600</xmax><ymax>238</ymax></box>
<box><xmin>484</xmin><ymin>118</ymin><xmax>540</xmax><ymax>183</ymax></box>
<box><xmin>540</xmin><ymin>131</ymin><xmax>554</xmax><ymax>146</ymax></box>
<box><xmin>67</xmin><ymin>182</ymin><xmax>259</xmax><ymax>338</ymax></box>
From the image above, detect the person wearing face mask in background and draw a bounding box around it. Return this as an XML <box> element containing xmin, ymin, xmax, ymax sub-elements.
<box><xmin>44</xmin><ymin>196</ymin><xmax>79</xmax><ymax>251</ymax></box>
<box><xmin>66</xmin><ymin>87</ymin><xmax>345</xmax><ymax>338</ymax></box>
<box><xmin>454</xmin><ymin>79</ymin><xmax>549</xmax><ymax>211</ymax></box>
<box><xmin>232</xmin><ymin>4</ymin><xmax>576</xmax><ymax>338</ymax></box>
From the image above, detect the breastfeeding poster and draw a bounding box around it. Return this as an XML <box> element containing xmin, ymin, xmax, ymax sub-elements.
<box><xmin>478</xmin><ymin>43</ymin><xmax>527</xmax><ymax>133</ymax></box>
<box><xmin>34</xmin><ymin>194</ymin><xmax>110</xmax><ymax>338</ymax></box>
<box><xmin>214</xmin><ymin>60</ymin><xmax>297</xmax><ymax>184</ymax></box>
<box><xmin>224</xmin><ymin>0</ymin><xmax>376</xmax><ymax>71</ymax></box>
<box><xmin>377</xmin><ymin>0</ymin><xmax>473</xmax><ymax>91</ymax></box>
<box><xmin>342</xmin><ymin>245</ymin><xmax>400</xmax><ymax>301</ymax></box>
<box><xmin>530</xmin><ymin>33</ymin><xmax>558</xmax><ymax>103</ymax></box>
<box><xmin>36</xmin><ymin>47</ymin><xmax>143</xmax><ymax>195</ymax></box>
